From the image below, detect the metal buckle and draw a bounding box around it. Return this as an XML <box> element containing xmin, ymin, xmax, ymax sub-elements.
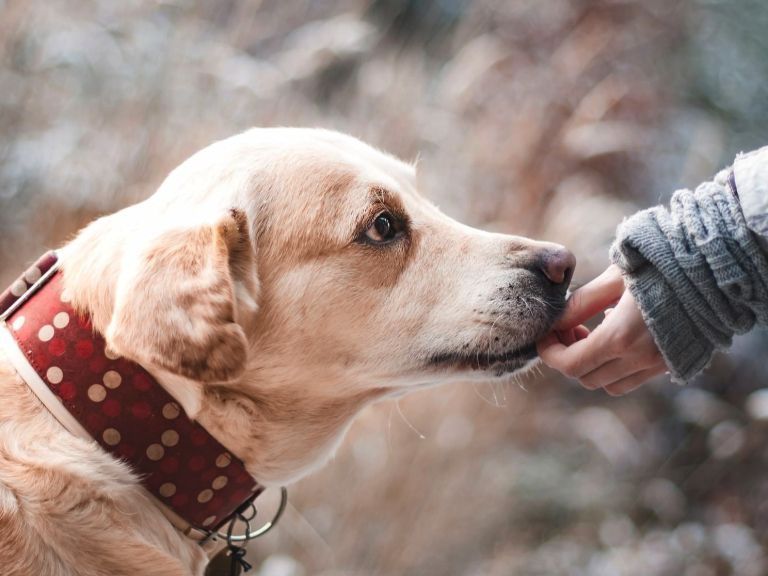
<box><xmin>216</xmin><ymin>486</ymin><xmax>288</xmax><ymax>544</ymax></box>
<box><xmin>0</xmin><ymin>256</ymin><xmax>61</xmax><ymax>323</ymax></box>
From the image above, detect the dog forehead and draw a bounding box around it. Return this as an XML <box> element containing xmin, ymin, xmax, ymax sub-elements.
<box><xmin>260</xmin><ymin>127</ymin><xmax>413</xmax><ymax>173</ymax></box>
<box><xmin>248</xmin><ymin>130</ymin><xmax>419</xmax><ymax>210</ymax></box>
<box><xmin>236</xmin><ymin>127</ymin><xmax>416</xmax><ymax>191</ymax></box>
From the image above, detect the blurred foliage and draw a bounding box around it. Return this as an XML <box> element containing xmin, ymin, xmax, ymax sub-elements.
<box><xmin>2</xmin><ymin>1</ymin><xmax>768</xmax><ymax>575</ymax></box>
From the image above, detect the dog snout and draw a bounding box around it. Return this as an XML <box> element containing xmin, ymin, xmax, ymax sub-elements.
<box><xmin>535</xmin><ymin>246</ymin><xmax>575</xmax><ymax>289</ymax></box>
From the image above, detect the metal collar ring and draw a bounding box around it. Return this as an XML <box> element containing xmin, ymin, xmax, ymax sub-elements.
<box><xmin>218</xmin><ymin>486</ymin><xmax>288</xmax><ymax>543</ymax></box>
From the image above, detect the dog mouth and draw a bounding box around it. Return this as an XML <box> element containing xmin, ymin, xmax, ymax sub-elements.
<box><xmin>427</xmin><ymin>343</ymin><xmax>538</xmax><ymax>375</ymax></box>
<box><xmin>424</xmin><ymin>287</ymin><xmax>566</xmax><ymax>376</ymax></box>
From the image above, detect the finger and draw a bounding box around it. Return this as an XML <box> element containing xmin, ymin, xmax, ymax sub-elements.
<box><xmin>579</xmin><ymin>357</ymin><xmax>634</xmax><ymax>390</ymax></box>
<box><xmin>573</xmin><ymin>325</ymin><xmax>590</xmax><ymax>340</ymax></box>
<box><xmin>603</xmin><ymin>366</ymin><xmax>666</xmax><ymax>397</ymax></box>
<box><xmin>556</xmin><ymin>325</ymin><xmax>591</xmax><ymax>345</ymax></box>
<box><xmin>538</xmin><ymin>328</ymin><xmax>617</xmax><ymax>378</ymax></box>
<box><xmin>555</xmin><ymin>324</ymin><xmax>589</xmax><ymax>346</ymax></box>
<box><xmin>556</xmin><ymin>265</ymin><xmax>625</xmax><ymax>330</ymax></box>
<box><xmin>556</xmin><ymin>328</ymin><xmax>576</xmax><ymax>346</ymax></box>
<box><xmin>536</xmin><ymin>331</ymin><xmax>561</xmax><ymax>355</ymax></box>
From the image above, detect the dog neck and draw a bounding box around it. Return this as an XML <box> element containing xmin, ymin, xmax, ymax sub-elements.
<box><xmin>188</xmin><ymin>370</ymin><xmax>387</xmax><ymax>485</ymax></box>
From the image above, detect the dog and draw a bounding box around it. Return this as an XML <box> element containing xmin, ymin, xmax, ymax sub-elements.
<box><xmin>0</xmin><ymin>128</ymin><xmax>574</xmax><ymax>576</ymax></box>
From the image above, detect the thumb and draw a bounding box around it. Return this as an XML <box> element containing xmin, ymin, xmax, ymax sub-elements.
<box><xmin>556</xmin><ymin>265</ymin><xmax>625</xmax><ymax>330</ymax></box>
<box><xmin>536</xmin><ymin>331</ymin><xmax>561</xmax><ymax>357</ymax></box>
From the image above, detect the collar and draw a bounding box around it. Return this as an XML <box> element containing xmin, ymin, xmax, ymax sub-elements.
<box><xmin>0</xmin><ymin>251</ymin><xmax>265</xmax><ymax>544</ymax></box>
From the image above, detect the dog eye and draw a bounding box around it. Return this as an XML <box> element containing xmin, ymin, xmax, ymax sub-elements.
<box><xmin>365</xmin><ymin>212</ymin><xmax>400</xmax><ymax>243</ymax></box>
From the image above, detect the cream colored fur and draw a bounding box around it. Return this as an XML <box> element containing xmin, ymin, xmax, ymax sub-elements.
<box><xmin>0</xmin><ymin>128</ymin><xmax>569</xmax><ymax>575</ymax></box>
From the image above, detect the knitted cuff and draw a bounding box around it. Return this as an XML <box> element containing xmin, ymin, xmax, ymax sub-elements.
<box><xmin>610</xmin><ymin>211</ymin><xmax>715</xmax><ymax>383</ymax></box>
<box><xmin>609</xmin><ymin>175</ymin><xmax>768</xmax><ymax>383</ymax></box>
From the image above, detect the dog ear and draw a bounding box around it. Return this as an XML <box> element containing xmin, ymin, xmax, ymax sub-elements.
<box><xmin>105</xmin><ymin>209</ymin><xmax>259</xmax><ymax>383</ymax></box>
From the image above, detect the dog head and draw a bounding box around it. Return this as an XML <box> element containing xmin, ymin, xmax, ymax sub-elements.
<box><xmin>62</xmin><ymin>128</ymin><xmax>574</xmax><ymax>483</ymax></box>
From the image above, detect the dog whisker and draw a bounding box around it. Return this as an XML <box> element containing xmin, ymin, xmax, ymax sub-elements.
<box><xmin>395</xmin><ymin>399</ymin><xmax>426</xmax><ymax>440</ymax></box>
<box><xmin>471</xmin><ymin>381</ymin><xmax>500</xmax><ymax>407</ymax></box>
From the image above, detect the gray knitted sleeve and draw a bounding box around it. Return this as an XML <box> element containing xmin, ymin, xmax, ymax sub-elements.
<box><xmin>609</xmin><ymin>171</ymin><xmax>768</xmax><ymax>383</ymax></box>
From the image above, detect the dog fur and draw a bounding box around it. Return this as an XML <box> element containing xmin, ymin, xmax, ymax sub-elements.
<box><xmin>0</xmin><ymin>128</ymin><xmax>572</xmax><ymax>575</ymax></box>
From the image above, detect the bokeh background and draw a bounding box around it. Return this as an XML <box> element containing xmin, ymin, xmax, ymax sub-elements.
<box><xmin>2</xmin><ymin>1</ymin><xmax>768</xmax><ymax>575</ymax></box>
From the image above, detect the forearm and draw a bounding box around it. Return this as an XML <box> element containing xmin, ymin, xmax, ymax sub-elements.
<box><xmin>610</xmin><ymin>155</ymin><xmax>768</xmax><ymax>382</ymax></box>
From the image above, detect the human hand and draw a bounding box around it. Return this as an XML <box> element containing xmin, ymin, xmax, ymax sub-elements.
<box><xmin>537</xmin><ymin>265</ymin><xmax>668</xmax><ymax>396</ymax></box>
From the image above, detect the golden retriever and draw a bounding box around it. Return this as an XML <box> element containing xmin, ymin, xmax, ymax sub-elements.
<box><xmin>0</xmin><ymin>128</ymin><xmax>574</xmax><ymax>575</ymax></box>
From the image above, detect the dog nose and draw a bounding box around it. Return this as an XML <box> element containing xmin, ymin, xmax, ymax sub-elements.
<box><xmin>537</xmin><ymin>247</ymin><xmax>575</xmax><ymax>287</ymax></box>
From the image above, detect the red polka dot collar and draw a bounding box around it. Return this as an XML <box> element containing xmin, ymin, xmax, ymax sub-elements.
<box><xmin>0</xmin><ymin>252</ymin><xmax>264</xmax><ymax>540</ymax></box>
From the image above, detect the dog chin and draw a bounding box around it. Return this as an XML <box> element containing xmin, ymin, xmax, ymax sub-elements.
<box><xmin>427</xmin><ymin>342</ymin><xmax>538</xmax><ymax>376</ymax></box>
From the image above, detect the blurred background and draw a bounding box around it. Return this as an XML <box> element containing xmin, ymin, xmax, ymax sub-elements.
<box><xmin>2</xmin><ymin>1</ymin><xmax>768</xmax><ymax>574</ymax></box>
